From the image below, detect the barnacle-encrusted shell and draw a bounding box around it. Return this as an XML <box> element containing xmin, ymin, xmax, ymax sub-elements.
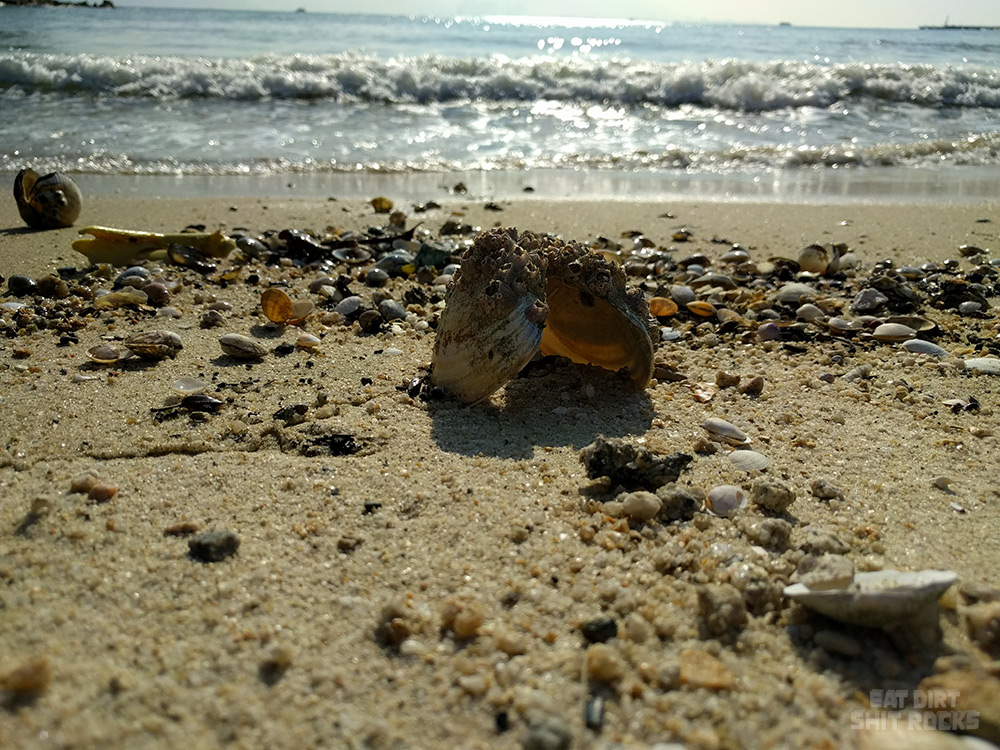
<box><xmin>123</xmin><ymin>331</ymin><xmax>183</xmax><ymax>359</ymax></box>
<box><xmin>430</xmin><ymin>228</ymin><xmax>548</xmax><ymax>404</ymax></box>
<box><xmin>430</xmin><ymin>228</ymin><xmax>656</xmax><ymax>404</ymax></box>
<box><xmin>533</xmin><ymin>236</ymin><xmax>656</xmax><ymax>390</ymax></box>
<box><xmin>14</xmin><ymin>169</ymin><xmax>83</xmax><ymax>230</ymax></box>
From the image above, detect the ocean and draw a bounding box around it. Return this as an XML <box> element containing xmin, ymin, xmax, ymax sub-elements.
<box><xmin>2</xmin><ymin>6</ymin><xmax>1000</xmax><ymax>201</ymax></box>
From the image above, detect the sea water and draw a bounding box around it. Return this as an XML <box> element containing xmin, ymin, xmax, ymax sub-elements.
<box><xmin>1</xmin><ymin>6</ymin><xmax>999</xmax><ymax>201</ymax></box>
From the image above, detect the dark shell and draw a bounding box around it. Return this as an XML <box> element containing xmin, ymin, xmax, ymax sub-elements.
<box><xmin>14</xmin><ymin>169</ymin><xmax>82</xmax><ymax>230</ymax></box>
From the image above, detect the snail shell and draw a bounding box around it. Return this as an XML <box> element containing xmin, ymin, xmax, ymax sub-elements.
<box><xmin>14</xmin><ymin>169</ymin><xmax>83</xmax><ymax>229</ymax></box>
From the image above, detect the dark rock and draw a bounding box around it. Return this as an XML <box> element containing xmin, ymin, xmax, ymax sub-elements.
<box><xmin>187</xmin><ymin>529</ymin><xmax>240</xmax><ymax>563</ymax></box>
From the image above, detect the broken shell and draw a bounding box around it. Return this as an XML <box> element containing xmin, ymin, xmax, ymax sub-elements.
<box><xmin>796</xmin><ymin>244</ymin><xmax>838</xmax><ymax>275</ymax></box>
<box><xmin>701</xmin><ymin>417</ymin><xmax>750</xmax><ymax>446</ymax></box>
<box><xmin>14</xmin><ymin>168</ymin><xmax>82</xmax><ymax>229</ymax></box>
<box><xmin>171</xmin><ymin>376</ymin><xmax>208</xmax><ymax>394</ymax></box>
<box><xmin>706</xmin><ymin>485</ymin><xmax>747</xmax><ymax>518</ymax></box>
<box><xmin>784</xmin><ymin>569</ymin><xmax>957</xmax><ymax>628</ymax></box>
<box><xmin>219</xmin><ymin>333</ymin><xmax>268</xmax><ymax>360</ymax></box>
<box><xmin>123</xmin><ymin>331</ymin><xmax>183</xmax><ymax>359</ymax></box>
<box><xmin>86</xmin><ymin>343</ymin><xmax>124</xmax><ymax>364</ymax></box>
<box><xmin>537</xmin><ymin>236</ymin><xmax>655</xmax><ymax>390</ymax></box>
<box><xmin>430</xmin><ymin>228</ymin><xmax>547</xmax><ymax>403</ymax></box>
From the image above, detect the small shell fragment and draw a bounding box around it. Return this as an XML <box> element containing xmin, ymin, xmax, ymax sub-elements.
<box><xmin>296</xmin><ymin>333</ymin><xmax>321</xmax><ymax>349</ymax></box>
<box><xmin>219</xmin><ymin>333</ymin><xmax>268</xmax><ymax>360</ymax></box>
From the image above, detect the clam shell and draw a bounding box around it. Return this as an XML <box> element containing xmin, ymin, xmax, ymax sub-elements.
<box><xmin>873</xmin><ymin>322</ymin><xmax>916</xmax><ymax>343</ymax></box>
<box><xmin>649</xmin><ymin>296</ymin><xmax>678</xmax><ymax>317</ymax></box>
<box><xmin>261</xmin><ymin>287</ymin><xmax>293</xmax><ymax>323</ymax></box>
<box><xmin>14</xmin><ymin>168</ymin><xmax>83</xmax><ymax>230</ymax></box>
<box><xmin>123</xmin><ymin>331</ymin><xmax>183</xmax><ymax>359</ymax></box>
<box><xmin>784</xmin><ymin>569</ymin><xmax>957</xmax><ymax>628</ymax></box>
<box><xmin>536</xmin><ymin>237</ymin><xmax>655</xmax><ymax>390</ymax></box>
<box><xmin>701</xmin><ymin>417</ymin><xmax>750</xmax><ymax>446</ymax></box>
<box><xmin>705</xmin><ymin>485</ymin><xmax>747</xmax><ymax>518</ymax></box>
<box><xmin>86</xmin><ymin>343</ymin><xmax>124</xmax><ymax>364</ymax></box>
<box><xmin>219</xmin><ymin>333</ymin><xmax>268</xmax><ymax>360</ymax></box>
<box><xmin>430</xmin><ymin>229</ymin><xmax>547</xmax><ymax>403</ymax></box>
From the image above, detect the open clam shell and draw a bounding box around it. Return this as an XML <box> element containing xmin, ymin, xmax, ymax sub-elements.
<box><xmin>14</xmin><ymin>168</ymin><xmax>83</xmax><ymax>229</ymax></box>
<box><xmin>784</xmin><ymin>569</ymin><xmax>957</xmax><ymax>628</ymax></box>
<box><xmin>534</xmin><ymin>237</ymin><xmax>656</xmax><ymax>390</ymax></box>
<box><xmin>430</xmin><ymin>229</ymin><xmax>548</xmax><ymax>404</ymax></box>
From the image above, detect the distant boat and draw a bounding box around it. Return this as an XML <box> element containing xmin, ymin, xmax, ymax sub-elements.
<box><xmin>295</xmin><ymin>7</ymin><xmax>305</xmax><ymax>12</ymax></box>
<box><xmin>919</xmin><ymin>16</ymin><xmax>999</xmax><ymax>30</ymax></box>
<box><xmin>779</xmin><ymin>21</ymin><xmax>791</xmax><ymax>27</ymax></box>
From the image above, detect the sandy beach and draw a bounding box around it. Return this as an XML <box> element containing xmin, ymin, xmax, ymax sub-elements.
<box><xmin>1</xmin><ymin>187</ymin><xmax>999</xmax><ymax>749</ymax></box>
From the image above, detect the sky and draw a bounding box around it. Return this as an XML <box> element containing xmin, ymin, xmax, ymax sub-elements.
<box><xmin>116</xmin><ymin>0</ymin><xmax>1000</xmax><ymax>29</ymax></box>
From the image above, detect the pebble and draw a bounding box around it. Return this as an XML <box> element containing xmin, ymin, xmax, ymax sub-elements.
<box><xmin>620</xmin><ymin>490</ymin><xmax>661</xmax><ymax>522</ymax></box>
<box><xmin>87</xmin><ymin>482</ymin><xmax>118</xmax><ymax>503</ymax></box>
<box><xmin>522</xmin><ymin>716</ymin><xmax>572</xmax><ymax>750</ymax></box>
<box><xmin>678</xmin><ymin>648</ymin><xmax>735</xmax><ymax>690</ymax></box>
<box><xmin>850</xmin><ymin>288</ymin><xmax>888</xmax><ymax>313</ymax></box>
<box><xmin>797</xmin><ymin>554</ymin><xmax>855</xmax><ymax>590</ymax></box>
<box><xmin>655</xmin><ymin>483</ymin><xmax>700</xmax><ymax>522</ymax></box>
<box><xmin>70</xmin><ymin>470</ymin><xmax>101</xmax><ymax>494</ymax></box>
<box><xmin>697</xmin><ymin>584</ymin><xmax>748</xmax><ymax>638</ymax></box>
<box><xmin>813</xmin><ymin>629</ymin><xmax>863</xmax><ymax>658</ymax></box>
<box><xmin>187</xmin><ymin>529</ymin><xmax>240</xmax><ymax>562</ymax></box>
<box><xmin>585</xmin><ymin>643</ymin><xmax>625</xmax><ymax>683</ymax></box>
<box><xmin>580</xmin><ymin>617</ymin><xmax>618</xmax><ymax>644</ymax></box>
<box><xmin>962</xmin><ymin>602</ymin><xmax>1000</xmax><ymax>656</ymax></box>
<box><xmin>750</xmin><ymin>476</ymin><xmax>796</xmax><ymax>513</ymax></box>
<box><xmin>737</xmin><ymin>374</ymin><xmax>764</xmax><ymax>396</ymax></box>
<box><xmin>810</xmin><ymin>478</ymin><xmax>845</xmax><ymax>500</ymax></box>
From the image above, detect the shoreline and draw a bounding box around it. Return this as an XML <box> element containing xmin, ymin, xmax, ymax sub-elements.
<box><xmin>3</xmin><ymin>165</ymin><xmax>1000</xmax><ymax>205</ymax></box>
<box><xmin>2</xmin><ymin>191</ymin><xmax>999</xmax><ymax>749</ymax></box>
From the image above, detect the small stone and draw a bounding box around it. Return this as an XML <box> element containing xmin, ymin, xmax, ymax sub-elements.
<box><xmin>70</xmin><ymin>470</ymin><xmax>100</xmax><ymax>494</ymax></box>
<box><xmin>655</xmin><ymin>483</ymin><xmax>700</xmax><ymax>522</ymax></box>
<box><xmin>741</xmin><ymin>518</ymin><xmax>792</xmax><ymax>551</ymax></box>
<box><xmin>187</xmin><ymin>529</ymin><xmax>240</xmax><ymax>563</ymax></box>
<box><xmin>580</xmin><ymin>435</ymin><xmax>692</xmax><ymax>490</ymax></box>
<box><xmin>963</xmin><ymin>601</ymin><xmax>1000</xmax><ymax>656</ymax></box>
<box><xmin>441</xmin><ymin>598</ymin><xmax>485</xmax><ymax>639</ymax></box>
<box><xmin>585</xmin><ymin>643</ymin><xmax>625</xmax><ymax>683</ymax></box>
<box><xmin>0</xmin><ymin>658</ymin><xmax>51</xmax><ymax>702</ymax></box>
<box><xmin>87</xmin><ymin>482</ymin><xmax>118</xmax><ymax>503</ymax></box>
<box><xmin>678</xmin><ymin>648</ymin><xmax>735</xmax><ymax>690</ymax></box>
<box><xmin>580</xmin><ymin>617</ymin><xmax>618</xmax><ymax>644</ymax></box>
<box><xmin>620</xmin><ymin>490</ymin><xmax>661</xmax><ymax>522</ymax></box>
<box><xmin>522</xmin><ymin>716</ymin><xmax>572</xmax><ymax>750</ymax></box>
<box><xmin>750</xmin><ymin>476</ymin><xmax>796</xmax><ymax>514</ymax></box>
<box><xmin>697</xmin><ymin>584</ymin><xmax>747</xmax><ymax>639</ymax></box>
<box><xmin>813</xmin><ymin>629</ymin><xmax>863</xmax><ymax>658</ymax></box>
<box><xmin>796</xmin><ymin>554</ymin><xmax>855</xmax><ymax>591</ymax></box>
<box><xmin>715</xmin><ymin>370</ymin><xmax>740</xmax><ymax>388</ymax></box>
<box><xmin>737</xmin><ymin>375</ymin><xmax>764</xmax><ymax>396</ymax></box>
<box><xmin>810</xmin><ymin>478</ymin><xmax>844</xmax><ymax>501</ymax></box>
<box><xmin>358</xmin><ymin>309</ymin><xmax>384</xmax><ymax>333</ymax></box>
<box><xmin>258</xmin><ymin>647</ymin><xmax>293</xmax><ymax>686</ymax></box>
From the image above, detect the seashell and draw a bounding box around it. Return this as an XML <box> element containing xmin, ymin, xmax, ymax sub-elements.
<box><xmin>431</xmin><ymin>229</ymin><xmax>655</xmax><ymax>403</ymax></box>
<box><xmin>536</xmin><ymin>237</ymin><xmax>655</xmax><ymax>390</ymax></box>
<box><xmin>171</xmin><ymin>376</ymin><xmax>208</xmax><ymax>394</ymax></box>
<box><xmin>14</xmin><ymin>168</ymin><xmax>83</xmax><ymax>229</ymax></box>
<box><xmin>826</xmin><ymin>316</ymin><xmax>860</xmax><ymax>333</ymax></box>
<box><xmin>965</xmin><ymin>357</ymin><xmax>1000</xmax><ymax>375</ymax></box>
<box><xmin>795</xmin><ymin>303</ymin><xmax>825</xmax><ymax>322</ymax></box>
<box><xmin>649</xmin><ymin>297</ymin><xmax>678</xmax><ymax>317</ymax></box>
<box><xmin>902</xmin><ymin>339</ymin><xmax>948</xmax><ymax>357</ymax></box>
<box><xmin>167</xmin><ymin>243</ymin><xmax>216</xmax><ymax>274</ymax></box>
<box><xmin>94</xmin><ymin>287</ymin><xmax>149</xmax><ymax>310</ymax></box>
<box><xmin>686</xmin><ymin>300</ymin><xmax>716</xmax><ymax>317</ymax></box>
<box><xmin>701</xmin><ymin>417</ymin><xmax>750</xmax><ymax>446</ymax></box>
<box><xmin>430</xmin><ymin>229</ymin><xmax>548</xmax><ymax>403</ymax></box>
<box><xmin>872</xmin><ymin>322</ymin><xmax>916</xmax><ymax>343</ymax></box>
<box><xmin>332</xmin><ymin>246</ymin><xmax>372</xmax><ymax>265</ymax></box>
<box><xmin>219</xmin><ymin>333</ymin><xmax>268</xmax><ymax>360</ymax></box>
<box><xmin>669</xmin><ymin>285</ymin><xmax>696</xmax><ymax>306</ymax></box>
<box><xmin>774</xmin><ymin>282</ymin><xmax>815</xmax><ymax>306</ymax></box>
<box><xmin>728</xmin><ymin>450</ymin><xmax>770</xmax><ymax>472</ymax></box>
<box><xmin>958</xmin><ymin>244</ymin><xmax>986</xmax><ymax>257</ymax></box>
<box><xmin>705</xmin><ymin>485</ymin><xmax>747</xmax><ymax>518</ymax></box>
<box><xmin>370</xmin><ymin>196</ymin><xmax>394</xmax><ymax>213</ymax></box>
<box><xmin>783</xmin><ymin>569</ymin><xmax>957</xmax><ymax>628</ymax></box>
<box><xmin>296</xmin><ymin>333</ymin><xmax>321</xmax><ymax>349</ymax></box>
<box><xmin>259</xmin><ymin>286</ymin><xmax>313</xmax><ymax>325</ymax></box>
<box><xmin>123</xmin><ymin>331</ymin><xmax>183</xmax><ymax>359</ymax></box>
<box><xmin>884</xmin><ymin>315</ymin><xmax>938</xmax><ymax>333</ymax></box>
<box><xmin>86</xmin><ymin>343</ymin><xmax>124</xmax><ymax>364</ymax></box>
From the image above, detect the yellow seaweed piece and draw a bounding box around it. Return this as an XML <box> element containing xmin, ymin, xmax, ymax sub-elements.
<box><xmin>72</xmin><ymin>226</ymin><xmax>236</xmax><ymax>266</ymax></box>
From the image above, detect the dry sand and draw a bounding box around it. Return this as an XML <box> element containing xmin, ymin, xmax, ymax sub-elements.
<box><xmin>1</xmin><ymin>190</ymin><xmax>999</xmax><ymax>750</ymax></box>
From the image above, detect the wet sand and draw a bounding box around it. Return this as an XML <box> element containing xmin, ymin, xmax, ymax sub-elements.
<box><xmin>1</xmin><ymin>191</ymin><xmax>999</xmax><ymax>749</ymax></box>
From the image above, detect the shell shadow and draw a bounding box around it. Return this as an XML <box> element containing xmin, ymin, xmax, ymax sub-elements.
<box><xmin>428</xmin><ymin>360</ymin><xmax>655</xmax><ymax>459</ymax></box>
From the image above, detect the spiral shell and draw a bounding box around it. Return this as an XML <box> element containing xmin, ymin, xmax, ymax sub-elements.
<box><xmin>14</xmin><ymin>169</ymin><xmax>82</xmax><ymax>230</ymax></box>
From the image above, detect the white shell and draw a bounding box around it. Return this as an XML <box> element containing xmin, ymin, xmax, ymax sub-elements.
<box><xmin>784</xmin><ymin>569</ymin><xmax>957</xmax><ymax>628</ymax></box>
<box><xmin>171</xmin><ymin>376</ymin><xmax>208</xmax><ymax>394</ymax></box>
<box><xmin>873</xmin><ymin>323</ymin><xmax>916</xmax><ymax>343</ymax></box>
<box><xmin>705</xmin><ymin>485</ymin><xmax>747</xmax><ymax>518</ymax></box>
<box><xmin>902</xmin><ymin>339</ymin><xmax>948</xmax><ymax>357</ymax></box>
<box><xmin>965</xmin><ymin>357</ymin><xmax>1000</xmax><ymax>375</ymax></box>
<box><xmin>728</xmin><ymin>450</ymin><xmax>770</xmax><ymax>472</ymax></box>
